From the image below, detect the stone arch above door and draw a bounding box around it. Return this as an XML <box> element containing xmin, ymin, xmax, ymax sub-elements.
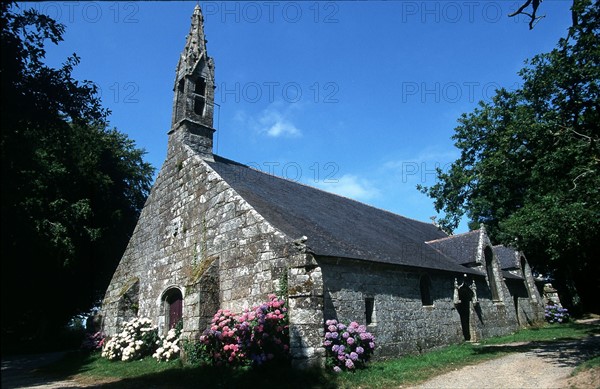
<box><xmin>160</xmin><ymin>286</ymin><xmax>184</xmax><ymax>333</ymax></box>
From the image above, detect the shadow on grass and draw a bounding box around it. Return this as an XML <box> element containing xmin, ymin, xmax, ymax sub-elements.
<box><xmin>473</xmin><ymin>323</ymin><xmax>600</xmax><ymax>369</ymax></box>
<box><xmin>92</xmin><ymin>365</ymin><xmax>337</xmax><ymax>389</ymax></box>
<box><xmin>38</xmin><ymin>352</ymin><xmax>338</xmax><ymax>389</ymax></box>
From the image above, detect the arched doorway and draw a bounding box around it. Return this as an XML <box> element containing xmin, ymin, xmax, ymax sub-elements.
<box><xmin>163</xmin><ymin>288</ymin><xmax>183</xmax><ymax>330</ymax></box>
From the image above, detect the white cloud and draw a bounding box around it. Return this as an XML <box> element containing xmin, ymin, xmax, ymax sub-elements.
<box><xmin>257</xmin><ymin>105</ymin><xmax>301</xmax><ymax>138</ymax></box>
<box><xmin>315</xmin><ymin>174</ymin><xmax>379</xmax><ymax>202</ymax></box>
<box><xmin>232</xmin><ymin>102</ymin><xmax>303</xmax><ymax>139</ymax></box>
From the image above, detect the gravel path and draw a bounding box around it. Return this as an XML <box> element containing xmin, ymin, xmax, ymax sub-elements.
<box><xmin>0</xmin><ymin>352</ymin><xmax>90</xmax><ymax>388</ymax></box>
<box><xmin>411</xmin><ymin>335</ymin><xmax>600</xmax><ymax>389</ymax></box>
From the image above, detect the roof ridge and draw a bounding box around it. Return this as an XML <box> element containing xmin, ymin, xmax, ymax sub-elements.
<box><xmin>425</xmin><ymin>229</ymin><xmax>479</xmax><ymax>244</ymax></box>
<box><xmin>493</xmin><ymin>244</ymin><xmax>517</xmax><ymax>250</ymax></box>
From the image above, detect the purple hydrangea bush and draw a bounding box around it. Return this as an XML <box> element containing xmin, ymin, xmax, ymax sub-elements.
<box><xmin>545</xmin><ymin>304</ymin><xmax>569</xmax><ymax>323</ymax></box>
<box><xmin>323</xmin><ymin>319</ymin><xmax>375</xmax><ymax>372</ymax></box>
<box><xmin>199</xmin><ymin>294</ymin><xmax>289</xmax><ymax>367</ymax></box>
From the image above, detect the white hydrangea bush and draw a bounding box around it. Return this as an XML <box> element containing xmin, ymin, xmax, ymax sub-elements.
<box><xmin>101</xmin><ymin>317</ymin><xmax>159</xmax><ymax>361</ymax></box>
<box><xmin>153</xmin><ymin>327</ymin><xmax>181</xmax><ymax>361</ymax></box>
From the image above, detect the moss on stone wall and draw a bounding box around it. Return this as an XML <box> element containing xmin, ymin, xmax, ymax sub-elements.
<box><xmin>187</xmin><ymin>255</ymin><xmax>218</xmax><ymax>286</ymax></box>
<box><xmin>118</xmin><ymin>277</ymin><xmax>140</xmax><ymax>298</ymax></box>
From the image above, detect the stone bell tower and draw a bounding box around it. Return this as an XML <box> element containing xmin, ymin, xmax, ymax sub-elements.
<box><xmin>169</xmin><ymin>4</ymin><xmax>216</xmax><ymax>159</ymax></box>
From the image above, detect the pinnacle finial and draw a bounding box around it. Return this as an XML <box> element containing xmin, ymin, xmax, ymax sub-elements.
<box><xmin>194</xmin><ymin>4</ymin><xmax>203</xmax><ymax>16</ymax></box>
<box><xmin>178</xmin><ymin>4</ymin><xmax>208</xmax><ymax>77</ymax></box>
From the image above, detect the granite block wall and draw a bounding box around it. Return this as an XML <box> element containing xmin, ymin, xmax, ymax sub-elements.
<box><xmin>319</xmin><ymin>258</ymin><xmax>464</xmax><ymax>358</ymax></box>
<box><xmin>318</xmin><ymin>256</ymin><xmax>538</xmax><ymax>359</ymax></box>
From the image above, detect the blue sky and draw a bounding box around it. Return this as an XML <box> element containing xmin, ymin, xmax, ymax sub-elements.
<box><xmin>24</xmin><ymin>1</ymin><xmax>573</xmax><ymax>233</ymax></box>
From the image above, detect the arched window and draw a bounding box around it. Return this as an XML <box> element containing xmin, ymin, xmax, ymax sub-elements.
<box><xmin>193</xmin><ymin>77</ymin><xmax>207</xmax><ymax>116</ymax></box>
<box><xmin>484</xmin><ymin>246</ymin><xmax>500</xmax><ymax>301</ymax></box>
<box><xmin>163</xmin><ymin>288</ymin><xmax>183</xmax><ymax>330</ymax></box>
<box><xmin>420</xmin><ymin>274</ymin><xmax>433</xmax><ymax>306</ymax></box>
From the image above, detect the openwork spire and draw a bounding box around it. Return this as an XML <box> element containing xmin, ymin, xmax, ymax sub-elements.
<box><xmin>170</xmin><ymin>5</ymin><xmax>215</xmax><ymax>158</ymax></box>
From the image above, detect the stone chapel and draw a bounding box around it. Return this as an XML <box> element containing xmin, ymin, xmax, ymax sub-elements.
<box><xmin>100</xmin><ymin>5</ymin><xmax>544</xmax><ymax>368</ymax></box>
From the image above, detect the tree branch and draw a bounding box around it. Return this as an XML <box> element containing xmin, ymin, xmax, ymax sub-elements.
<box><xmin>570</xmin><ymin>170</ymin><xmax>594</xmax><ymax>191</ymax></box>
<box><xmin>508</xmin><ymin>0</ymin><xmax>546</xmax><ymax>30</ymax></box>
<box><xmin>556</xmin><ymin>124</ymin><xmax>598</xmax><ymax>144</ymax></box>
<box><xmin>508</xmin><ymin>0</ymin><xmax>534</xmax><ymax>17</ymax></box>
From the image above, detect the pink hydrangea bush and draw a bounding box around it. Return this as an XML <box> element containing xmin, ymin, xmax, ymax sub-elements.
<box><xmin>81</xmin><ymin>331</ymin><xmax>105</xmax><ymax>351</ymax></box>
<box><xmin>199</xmin><ymin>294</ymin><xmax>289</xmax><ymax>367</ymax></box>
<box><xmin>323</xmin><ymin>319</ymin><xmax>375</xmax><ymax>372</ymax></box>
<box><xmin>200</xmin><ymin>308</ymin><xmax>248</xmax><ymax>366</ymax></box>
<box><xmin>243</xmin><ymin>294</ymin><xmax>289</xmax><ymax>365</ymax></box>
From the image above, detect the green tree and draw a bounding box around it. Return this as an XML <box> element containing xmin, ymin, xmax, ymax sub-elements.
<box><xmin>419</xmin><ymin>0</ymin><xmax>599</xmax><ymax>313</ymax></box>
<box><xmin>0</xmin><ymin>3</ymin><xmax>154</xmax><ymax>350</ymax></box>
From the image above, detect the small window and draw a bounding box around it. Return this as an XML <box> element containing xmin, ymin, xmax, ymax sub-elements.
<box><xmin>365</xmin><ymin>297</ymin><xmax>375</xmax><ymax>325</ymax></box>
<box><xmin>194</xmin><ymin>96</ymin><xmax>205</xmax><ymax>116</ymax></box>
<box><xmin>195</xmin><ymin>77</ymin><xmax>206</xmax><ymax>96</ymax></box>
<box><xmin>420</xmin><ymin>274</ymin><xmax>433</xmax><ymax>306</ymax></box>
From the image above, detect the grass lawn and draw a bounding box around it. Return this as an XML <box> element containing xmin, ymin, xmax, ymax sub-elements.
<box><xmin>42</xmin><ymin>321</ymin><xmax>599</xmax><ymax>389</ymax></box>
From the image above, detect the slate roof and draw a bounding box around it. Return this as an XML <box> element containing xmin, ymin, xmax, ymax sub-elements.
<box><xmin>494</xmin><ymin>245</ymin><xmax>525</xmax><ymax>280</ymax></box>
<box><xmin>425</xmin><ymin>231</ymin><xmax>481</xmax><ymax>266</ymax></box>
<box><xmin>208</xmin><ymin>156</ymin><xmax>482</xmax><ymax>275</ymax></box>
<box><xmin>493</xmin><ymin>245</ymin><xmax>520</xmax><ymax>270</ymax></box>
<box><xmin>503</xmin><ymin>271</ymin><xmax>525</xmax><ymax>280</ymax></box>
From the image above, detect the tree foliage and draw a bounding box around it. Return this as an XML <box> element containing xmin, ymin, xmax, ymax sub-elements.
<box><xmin>0</xmin><ymin>3</ymin><xmax>154</xmax><ymax>350</ymax></box>
<box><xmin>419</xmin><ymin>0</ymin><xmax>599</xmax><ymax>312</ymax></box>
